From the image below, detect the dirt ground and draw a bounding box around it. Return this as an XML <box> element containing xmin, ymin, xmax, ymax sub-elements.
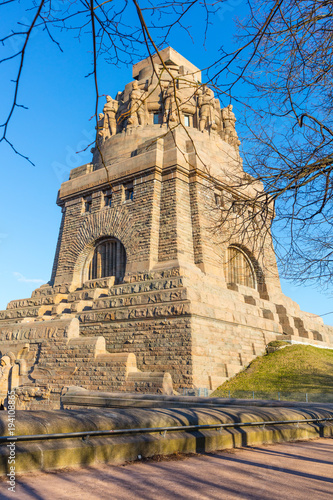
<box><xmin>1</xmin><ymin>438</ymin><xmax>332</xmax><ymax>499</ymax></box>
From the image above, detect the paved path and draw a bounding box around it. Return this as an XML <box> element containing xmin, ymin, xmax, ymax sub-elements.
<box><xmin>1</xmin><ymin>438</ymin><xmax>332</xmax><ymax>499</ymax></box>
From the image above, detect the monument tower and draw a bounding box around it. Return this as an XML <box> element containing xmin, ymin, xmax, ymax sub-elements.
<box><xmin>1</xmin><ymin>48</ymin><xmax>332</xmax><ymax>409</ymax></box>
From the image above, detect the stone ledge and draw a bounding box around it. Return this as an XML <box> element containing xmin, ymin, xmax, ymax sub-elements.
<box><xmin>60</xmin><ymin>389</ymin><xmax>333</xmax><ymax>409</ymax></box>
<box><xmin>0</xmin><ymin>404</ymin><xmax>332</xmax><ymax>474</ymax></box>
<box><xmin>276</xmin><ymin>334</ymin><xmax>333</xmax><ymax>349</ymax></box>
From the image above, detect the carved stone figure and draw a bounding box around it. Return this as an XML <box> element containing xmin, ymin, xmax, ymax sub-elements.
<box><xmin>103</xmin><ymin>95</ymin><xmax>119</xmax><ymax>137</ymax></box>
<box><xmin>90</xmin><ymin>113</ymin><xmax>105</xmax><ymax>153</ymax></box>
<box><xmin>0</xmin><ymin>354</ymin><xmax>13</xmax><ymax>405</ymax></box>
<box><xmin>211</xmin><ymin>99</ymin><xmax>222</xmax><ymax>133</ymax></box>
<box><xmin>127</xmin><ymin>81</ymin><xmax>146</xmax><ymax>127</ymax></box>
<box><xmin>221</xmin><ymin>104</ymin><xmax>241</xmax><ymax>148</ymax></box>
<box><xmin>197</xmin><ymin>85</ymin><xmax>215</xmax><ymax>132</ymax></box>
<box><xmin>115</xmin><ymin>91</ymin><xmax>126</xmax><ymax>130</ymax></box>
<box><xmin>94</xmin><ymin>112</ymin><xmax>105</xmax><ymax>148</ymax></box>
<box><xmin>162</xmin><ymin>81</ymin><xmax>181</xmax><ymax>124</ymax></box>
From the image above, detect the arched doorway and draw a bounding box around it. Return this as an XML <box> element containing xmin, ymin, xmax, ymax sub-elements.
<box><xmin>88</xmin><ymin>238</ymin><xmax>126</xmax><ymax>281</ymax></box>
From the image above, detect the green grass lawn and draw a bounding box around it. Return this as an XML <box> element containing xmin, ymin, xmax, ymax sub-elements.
<box><xmin>212</xmin><ymin>344</ymin><xmax>333</xmax><ymax>396</ymax></box>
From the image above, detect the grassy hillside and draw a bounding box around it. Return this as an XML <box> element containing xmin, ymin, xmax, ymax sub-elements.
<box><xmin>212</xmin><ymin>344</ymin><xmax>333</xmax><ymax>396</ymax></box>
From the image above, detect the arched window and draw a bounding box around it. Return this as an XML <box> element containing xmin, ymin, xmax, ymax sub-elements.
<box><xmin>88</xmin><ymin>238</ymin><xmax>126</xmax><ymax>281</ymax></box>
<box><xmin>226</xmin><ymin>246</ymin><xmax>256</xmax><ymax>289</ymax></box>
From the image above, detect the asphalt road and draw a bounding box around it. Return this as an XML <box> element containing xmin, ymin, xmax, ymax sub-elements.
<box><xmin>1</xmin><ymin>438</ymin><xmax>332</xmax><ymax>499</ymax></box>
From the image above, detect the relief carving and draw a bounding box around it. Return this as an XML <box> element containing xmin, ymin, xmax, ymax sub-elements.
<box><xmin>0</xmin><ymin>344</ymin><xmax>36</xmax><ymax>406</ymax></box>
<box><xmin>0</xmin><ymin>354</ymin><xmax>13</xmax><ymax>405</ymax></box>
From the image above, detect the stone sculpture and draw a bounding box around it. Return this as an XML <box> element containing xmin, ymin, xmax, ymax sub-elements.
<box><xmin>162</xmin><ymin>81</ymin><xmax>182</xmax><ymax>124</ymax></box>
<box><xmin>103</xmin><ymin>95</ymin><xmax>119</xmax><ymax>137</ymax></box>
<box><xmin>96</xmin><ymin>113</ymin><xmax>105</xmax><ymax>146</ymax></box>
<box><xmin>211</xmin><ymin>98</ymin><xmax>222</xmax><ymax>133</ymax></box>
<box><xmin>221</xmin><ymin>104</ymin><xmax>241</xmax><ymax>148</ymax></box>
<box><xmin>127</xmin><ymin>81</ymin><xmax>146</xmax><ymax>127</ymax></box>
<box><xmin>197</xmin><ymin>85</ymin><xmax>215</xmax><ymax>132</ymax></box>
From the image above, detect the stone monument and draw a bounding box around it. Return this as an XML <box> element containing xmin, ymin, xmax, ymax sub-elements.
<box><xmin>1</xmin><ymin>47</ymin><xmax>332</xmax><ymax>409</ymax></box>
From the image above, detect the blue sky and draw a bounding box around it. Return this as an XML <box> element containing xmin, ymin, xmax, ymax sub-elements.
<box><xmin>0</xmin><ymin>2</ymin><xmax>332</xmax><ymax>324</ymax></box>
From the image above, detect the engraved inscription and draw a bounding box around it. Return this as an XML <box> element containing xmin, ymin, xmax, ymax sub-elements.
<box><xmin>0</xmin><ymin>326</ymin><xmax>63</xmax><ymax>342</ymax></box>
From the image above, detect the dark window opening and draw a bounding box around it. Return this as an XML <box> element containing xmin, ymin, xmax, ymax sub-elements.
<box><xmin>104</xmin><ymin>193</ymin><xmax>112</xmax><ymax>207</ymax></box>
<box><xmin>215</xmin><ymin>193</ymin><xmax>224</xmax><ymax>207</ymax></box>
<box><xmin>232</xmin><ymin>203</ymin><xmax>239</xmax><ymax>214</ymax></box>
<box><xmin>153</xmin><ymin>113</ymin><xmax>160</xmax><ymax>125</ymax></box>
<box><xmin>125</xmin><ymin>187</ymin><xmax>134</xmax><ymax>201</ymax></box>
<box><xmin>84</xmin><ymin>198</ymin><xmax>92</xmax><ymax>213</ymax></box>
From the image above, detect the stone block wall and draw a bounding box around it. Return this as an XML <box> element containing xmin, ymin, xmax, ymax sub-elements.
<box><xmin>50</xmin><ymin>127</ymin><xmax>282</xmax><ymax>301</ymax></box>
<box><xmin>0</xmin><ymin>318</ymin><xmax>174</xmax><ymax>410</ymax></box>
<box><xmin>1</xmin><ymin>263</ymin><xmax>333</xmax><ymax>396</ymax></box>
